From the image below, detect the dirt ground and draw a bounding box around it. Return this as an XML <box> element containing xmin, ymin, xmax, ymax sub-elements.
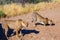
<box><xmin>1</xmin><ymin>7</ymin><xmax>60</xmax><ymax>40</ymax></box>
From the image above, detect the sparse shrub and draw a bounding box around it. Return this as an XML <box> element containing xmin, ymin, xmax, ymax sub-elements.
<box><xmin>32</xmin><ymin>0</ymin><xmax>40</xmax><ymax>4</ymax></box>
<box><xmin>0</xmin><ymin>10</ymin><xmax>6</xmax><ymax>18</ymax></box>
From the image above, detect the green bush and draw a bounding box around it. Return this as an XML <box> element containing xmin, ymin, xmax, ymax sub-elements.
<box><xmin>24</xmin><ymin>0</ymin><xmax>52</xmax><ymax>4</ymax></box>
<box><xmin>33</xmin><ymin>0</ymin><xmax>52</xmax><ymax>3</ymax></box>
<box><xmin>32</xmin><ymin>0</ymin><xmax>40</xmax><ymax>4</ymax></box>
<box><xmin>0</xmin><ymin>10</ymin><xmax>6</xmax><ymax>18</ymax></box>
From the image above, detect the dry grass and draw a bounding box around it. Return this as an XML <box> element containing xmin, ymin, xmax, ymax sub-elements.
<box><xmin>0</xmin><ymin>1</ymin><xmax>60</xmax><ymax>17</ymax></box>
<box><xmin>52</xmin><ymin>0</ymin><xmax>60</xmax><ymax>2</ymax></box>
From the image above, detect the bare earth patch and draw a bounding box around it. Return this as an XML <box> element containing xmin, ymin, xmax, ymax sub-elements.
<box><xmin>5</xmin><ymin>7</ymin><xmax>60</xmax><ymax>40</ymax></box>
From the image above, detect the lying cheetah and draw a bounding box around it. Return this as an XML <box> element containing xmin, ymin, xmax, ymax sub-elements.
<box><xmin>32</xmin><ymin>12</ymin><xmax>54</xmax><ymax>26</ymax></box>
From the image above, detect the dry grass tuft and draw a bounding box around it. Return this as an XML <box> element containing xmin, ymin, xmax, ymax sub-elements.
<box><xmin>0</xmin><ymin>1</ymin><xmax>60</xmax><ymax>17</ymax></box>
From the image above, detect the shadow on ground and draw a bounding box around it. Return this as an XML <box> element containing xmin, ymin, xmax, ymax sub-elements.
<box><xmin>8</xmin><ymin>28</ymin><xmax>39</xmax><ymax>37</ymax></box>
<box><xmin>0</xmin><ymin>24</ymin><xmax>7</xmax><ymax>40</ymax></box>
<box><xmin>22</xmin><ymin>29</ymin><xmax>39</xmax><ymax>36</ymax></box>
<box><xmin>0</xmin><ymin>23</ymin><xmax>39</xmax><ymax>39</ymax></box>
<box><xmin>35</xmin><ymin>22</ymin><xmax>55</xmax><ymax>26</ymax></box>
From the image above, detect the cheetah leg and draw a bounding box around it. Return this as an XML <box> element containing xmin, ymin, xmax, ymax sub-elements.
<box><xmin>16</xmin><ymin>29</ymin><xmax>19</xmax><ymax>37</ymax></box>
<box><xmin>5</xmin><ymin>28</ymin><xmax>9</xmax><ymax>39</ymax></box>
<box><xmin>19</xmin><ymin>30</ymin><xmax>23</xmax><ymax>40</ymax></box>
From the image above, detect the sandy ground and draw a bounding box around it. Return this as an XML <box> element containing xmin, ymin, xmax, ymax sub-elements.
<box><xmin>1</xmin><ymin>7</ymin><xmax>60</xmax><ymax>40</ymax></box>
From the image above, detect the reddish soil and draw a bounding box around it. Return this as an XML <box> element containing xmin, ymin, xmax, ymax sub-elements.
<box><xmin>2</xmin><ymin>7</ymin><xmax>60</xmax><ymax>40</ymax></box>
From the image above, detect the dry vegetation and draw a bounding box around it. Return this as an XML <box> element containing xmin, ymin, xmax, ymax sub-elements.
<box><xmin>52</xmin><ymin>0</ymin><xmax>60</xmax><ymax>2</ymax></box>
<box><xmin>0</xmin><ymin>0</ymin><xmax>60</xmax><ymax>17</ymax></box>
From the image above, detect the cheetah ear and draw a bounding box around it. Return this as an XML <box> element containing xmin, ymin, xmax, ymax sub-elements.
<box><xmin>18</xmin><ymin>19</ymin><xmax>22</xmax><ymax>21</ymax></box>
<box><xmin>45</xmin><ymin>18</ymin><xmax>48</xmax><ymax>19</ymax></box>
